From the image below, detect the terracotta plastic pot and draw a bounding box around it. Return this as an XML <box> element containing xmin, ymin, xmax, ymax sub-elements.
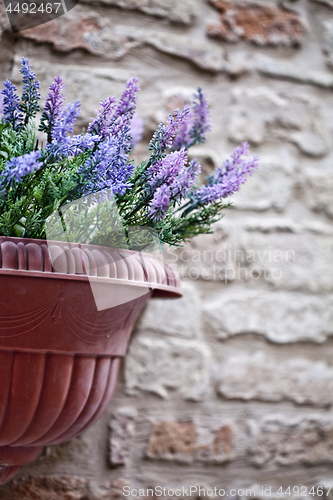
<box><xmin>0</xmin><ymin>236</ymin><xmax>181</xmax><ymax>484</ymax></box>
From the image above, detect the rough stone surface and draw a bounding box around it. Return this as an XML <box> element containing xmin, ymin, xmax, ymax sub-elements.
<box><xmin>304</xmin><ymin>170</ymin><xmax>333</xmax><ymax>219</ymax></box>
<box><xmin>248</xmin><ymin>416</ymin><xmax>333</xmax><ymax>466</ymax></box>
<box><xmin>311</xmin><ymin>0</ymin><xmax>333</xmax><ymax>8</ymax></box>
<box><xmin>207</xmin><ymin>0</ymin><xmax>307</xmax><ymax>47</ymax></box>
<box><xmin>231</xmin><ymin>155</ymin><xmax>295</xmax><ymax>212</ymax></box>
<box><xmin>146</xmin><ymin>421</ymin><xmax>233</xmax><ymax>463</ymax></box>
<box><xmin>0</xmin><ymin>476</ymin><xmax>128</xmax><ymax>500</ymax></box>
<box><xmin>2</xmin><ymin>0</ymin><xmax>333</xmax><ymax>492</ymax></box>
<box><xmin>322</xmin><ymin>19</ymin><xmax>333</xmax><ymax>69</ymax></box>
<box><xmin>19</xmin><ymin>22</ymin><xmax>224</xmax><ymax>72</ymax></box>
<box><xmin>0</xmin><ymin>1</ymin><xmax>10</xmax><ymax>39</ymax></box>
<box><xmin>125</xmin><ymin>337</ymin><xmax>211</xmax><ymax>400</ymax></box>
<box><xmin>228</xmin><ymin>87</ymin><xmax>330</xmax><ymax>157</ymax></box>
<box><xmin>109</xmin><ymin>408</ymin><xmax>137</xmax><ymax>466</ymax></box>
<box><xmin>135</xmin><ymin>281</ymin><xmax>202</xmax><ymax>338</ymax></box>
<box><xmin>219</xmin><ymin>352</ymin><xmax>333</xmax><ymax>406</ymax></box>
<box><xmin>81</xmin><ymin>0</ymin><xmax>197</xmax><ymax>24</ymax></box>
<box><xmin>203</xmin><ymin>290</ymin><xmax>333</xmax><ymax>343</ymax></box>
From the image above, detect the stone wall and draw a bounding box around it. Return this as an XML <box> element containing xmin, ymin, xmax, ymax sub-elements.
<box><xmin>1</xmin><ymin>0</ymin><xmax>333</xmax><ymax>498</ymax></box>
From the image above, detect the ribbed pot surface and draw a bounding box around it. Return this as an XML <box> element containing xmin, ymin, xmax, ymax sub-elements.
<box><xmin>0</xmin><ymin>237</ymin><xmax>181</xmax><ymax>484</ymax></box>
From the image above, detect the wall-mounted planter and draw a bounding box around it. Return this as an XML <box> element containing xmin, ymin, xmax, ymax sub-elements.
<box><xmin>0</xmin><ymin>236</ymin><xmax>181</xmax><ymax>484</ymax></box>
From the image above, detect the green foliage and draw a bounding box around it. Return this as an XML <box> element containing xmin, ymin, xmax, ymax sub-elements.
<box><xmin>0</xmin><ymin>120</ymin><xmax>83</xmax><ymax>239</ymax></box>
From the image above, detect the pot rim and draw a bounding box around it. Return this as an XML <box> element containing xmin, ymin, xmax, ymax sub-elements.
<box><xmin>0</xmin><ymin>235</ymin><xmax>182</xmax><ymax>298</ymax></box>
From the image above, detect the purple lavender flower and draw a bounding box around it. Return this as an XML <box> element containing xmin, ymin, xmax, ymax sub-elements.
<box><xmin>171</xmin><ymin>159</ymin><xmax>201</xmax><ymax>199</ymax></box>
<box><xmin>88</xmin><ymin>95</ymin><xmax>117</xmax><ymax>138</ymax></box>
<box><xmin>1</xmin><ymin>80</ymin><xmax>22</xmax><ymax>130</ymax></box>
<box><xmin>71</xmin><ymin>133</ymin><xmax>100</xmax><ymax>155</ymax></box>
<box><xmin>108</xmin><ymin>77</ymin><xmax>141</xmax><ymax>144</ymax></box>
<box><xmin>46</xmin><ymin>101</ymin><xmax>81</xmax><ymax>160</ymax></box>
<box><xmin>116</xmin><ymin>76</ymin><xmax>140</xmax><ymax>118</ymax></box>
<box><xmin>149</xmin><ymin>184</ymin><xmax>171</xmax><ymax>221</ymax></box>
<box><xmin>190</xmin><ymin>142</ymin><xmax>259</xmax><ymax>205</ymax></box>
<box><xmin>189</xmin><ymin>88</ymin><xmax>211</xmax><ymax>144</ymax></box>
<box><xmin>147</xmin><ymin>149</ymin><xmax>188</xmax><ymax>192</ymax></box>
<box><xmin>129</xmin><ymin>113</ymin><xmax>144</xmax><ymax>147</ymax></box>
<box><xmin>172</xmin><ymin>110</ymin><xmax>191</xmax><ymax>151</ymax></box>
<box><xmin>1</xmin><ymin>150</ymin><xmax>42</xmax><ymax>185</ymax></box>
<box><xmin>80</xmin><ymin>132</ymin><xmax>134</xmax><ymax>197</ymax></box>
<box><xmin>19</xmin><ymin>57</ymin><xmax>41</xmax><ymax>125</ymax></box>
<box><xmin>0</xmin><ymin>93</ymin><xmax>4</xmax><ymax>118</ymax></box>
<box><xmin>39</xmin><ymin>76</ymin><xmax>66</xmax><ymax>143</ymax></box>
<box><xmin>148</xmin><ymin>108</ymin><xmax>190</xmax><ymax>161</ymax></box>
<box><xmin>88</xmin><ymin>77</ymin><xmax>140</xmax><ymax>143</ymax></box>
<box><xmin>173</xmin><ymin>88</ymin><xmax>211</xmax><ymax>150</ymax></box>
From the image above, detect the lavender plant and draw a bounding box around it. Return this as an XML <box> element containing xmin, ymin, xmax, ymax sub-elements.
<box><xmin>0</xmin><ymin>58</ymin><xmax>259</xmax><ymax>247</ymax></box>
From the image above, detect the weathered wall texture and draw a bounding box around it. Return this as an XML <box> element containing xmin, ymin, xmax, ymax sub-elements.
<box><xmin>1</xmin><ymin>0</ymin><xmax>333</xmax><ymax>498</ymax></box>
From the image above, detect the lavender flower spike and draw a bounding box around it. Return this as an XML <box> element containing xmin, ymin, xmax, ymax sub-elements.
<box><xmin>39</xmin><ymin>76</ymin><xmax>66</xmax><ymax>143</ymax></box>
<box><xmin>19</xmin><ymin>57</ymin><xmax>41</xmax><ymax>125</ymax></box>
<box><xmin>0</xmin><ymin>93</ymin><xmax>4</xmax><ymax>118</ymax></box>
<box><xmin>1</xmin><ymin>150</ymin><xmax>42</xmax><ymax>185</ymax></box>
<box><xmin>147</xmin><ymin>149</ymin><xmax>188</xmax><ymax>192</ymax></box>
<box><xmin>116</xmin><ymin>76</ymin><xmax>140</xmax><ymax>117</ymax></box>
<box><xmin>1</xmin><ymin>80</ymin><xmax>22</xmax><ymax>130</ymax></box>
<box><xmin>148</xmin><ymin>108</ymin><xmax>190</xmax><ymax>161</ymax></box>
<box><xmin>80</xmin><ymin>131</ymin><xmax>134</xmax><ymax>197</ymax></box>
<box><xmin>189</xmin><ymin>87</ymin><xmax>211</xmax><ymax>145</ymax></box>
<box><xmin>190</xmin><ymin>142</ymin><xmax>259</xmax><ymax>206</ymax></box>
<box><xmin>171</xmin><ymin>159</ymin><xmax>201</xmax><ymax>199</ymax></box>
<box><xmin>88</xmin><ymin>95</ymin><xmax>117</xmax><ymax>138</ymax></box>
<box><xmin>71</xmin><ymin>133</ymin><xmax>100</xmax><ymax>155</ymax></box>
<box><xmin>108</xmin><ymin>77</ymin><xmax>141</xmax><ymax>141</ymax></box>
<box><xmin>173</xmin><ymin>87</ymin><xmax>211</xmax><ymax>150</ymax></box>
<box><xmin>129</xmin><ymin>113</ymin><xmax>144</xmax><ymax>147</ymax></box>
<box><xmin>149</xmin><ymin>184</ymin><xmax>171</xmax><ymax>221</ymax></box>
<box><xmin>46</xmin><ymin>101</ymin><xmax>81</xmax><ymax>160</ymax></box>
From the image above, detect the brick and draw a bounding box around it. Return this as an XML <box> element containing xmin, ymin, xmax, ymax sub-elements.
<box><xmin>203</xmin><ymin>290</ymin><xmax>333</xmax><ymax>343</ymax></box>
<box><xmin>145</xmin><ymin>32</ymin><xmax>224</xmax><ymax>73</ymax></box>
<box><xmin>240</xmin><ymin>220</ymin><xmax>333</xmax><ymax>292</ymax></box>
<box><xmin>254</xmin><ymin>53</ymin><xmax>333</xmax><ymax>88</ymax></box>
<box><xmin>164</xmin><ymin>222</ymin><xmax>238</xmax><ymax>282</ymax></box>
<box><xmin>81</xmin><ymin>0</ymin><xmax>197</xmax><ymax>24</ymax></box>
<box><xmin>219</xmin><ymin>352</ymin><xmax>333</xmax><ymax>406</ymax></box>
<box><xmin>19</xmin><ymin>20</ymin><xmax>224</xmax><ymax>72</ymax></box>
<box><xmin>135</xmin><ymin>281</ymin><xmax>202</xmax><ymax>338</ymax></box>
<box><xmin>228</xmin><ymin>87</ymin><xmax>330</xmax><ymax>157</ymax></box>
<box><xmin>231</xmin><ymin>155</ymin><xmax>295</xmax><ymax>212</ymax></box>
<box><xmin>125</xmin><ymin>337</ymin><xmax>211</xmax><ymax>400</ymax></box>
<box><xmin>304</xmin><ymin>169</ymin><xmax>333</xmax><ymax>219</ymax></box>
<box><xmin>146</xmin><ymin>421</ymin><xmax>233</xmax><ymax>463</ymax></box>
<box><xmin>109</xmin><ymin>407</ymin><xmax>137</xmax><ymax>466</ymax></box>
<box><xmin>207</xmin><ymin>0</ymin><xmax>307</xmax><ymax>47</ymax></box>
<box><xmin>225</xmin><ymin>52</ymin><xmax>333</xmax><ymax>88</ymax></box>
<box><xmin>168</xmin><ymin>218</ymin><xmax>333</xmax><ymax>292</ymax></box>
<box><xmin>248</xmin><ymin>416</ymin><xmax>333</xmax><ymax>466</ymax></box>
<box><xmin>113</xmin><ymin>26</ymin><xmax>225</xmax><ymax>72</ymax></box>
<box><xmin>17</xmin><ymin>11</ymin><xmax>105</xmax><ymax>54</ymax></box>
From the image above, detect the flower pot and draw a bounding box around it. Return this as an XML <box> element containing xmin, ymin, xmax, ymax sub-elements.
<box><xmin>0</xmin><ymin>236</ymin><xmax>181</xmax><ymax>484</ymax></box>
